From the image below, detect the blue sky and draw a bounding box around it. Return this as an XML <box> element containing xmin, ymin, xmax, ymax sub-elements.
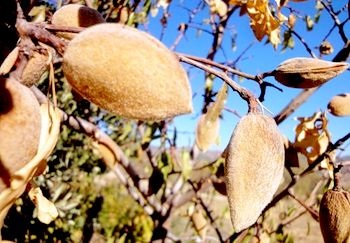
<box><xmin>141</xmin><ymin>0</ymin><xmax>350</xmax><ymax>155</ymax></box>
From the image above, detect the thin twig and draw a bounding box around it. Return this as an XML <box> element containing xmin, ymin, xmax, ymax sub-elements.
<box><xmin>224</xmin><ymin>107</ymin><xmax>242</xmax><ymax>118</ymax></box>
<box><xmin>177</xmin><ymin>52</ymin><xmax>260</xmax><ymax>81</ymax></box>
<box><xmin>30</xmin><ymin>86</ymin><xmax>165</xmax><ymax>216</ymax></box>
<box><xmin>288</xmin><ymin>191</ymin><xmax>319</xmax><ymax>222</ymax></box>
<box><xmin>288</xmin><ymin>26</ymin><xmax>317</xmax><ymax>58</ymax></box>
<box><xmin>188</xmin><ymin>180</ymin><xmax>224</xmax><ymax>243</ymax></box>
<box><xmin>263</xmin><ymin>130</ymin><xmax>350</xmax><ymax>214</ymax></box>
<box><xmin>41</xmin><ymin>23</ymin><xmax>85</xmax><ymax>33</ymax></box>
<box><xmin>274</xmin><ymin>87</ymin><xmax>318</xmax><ymax>124</ymax></box>
<box><xmin>321</xmin><ymin>0</ymin><xmax>348</xmax><ymax>43</ymax></box>
<box><xmin>177</xmin><ymin>53</ymin><xmax>259</xmax><ymax>113</ymax></box>
<box><xmin>206</xmin><ymin>6</ymin><xmax>238</xmax><ymax>60</ymax></box>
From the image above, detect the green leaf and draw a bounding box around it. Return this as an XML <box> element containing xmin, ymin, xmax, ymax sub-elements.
<box><xmin>305</xmin><ymin>15</ymin><xmax>314</xmax><ymax>31</ymax></box>
<box><xmin>181</xmin><ymin>150</ymin><xmax>192</xmax><ymax>180</ymax></box>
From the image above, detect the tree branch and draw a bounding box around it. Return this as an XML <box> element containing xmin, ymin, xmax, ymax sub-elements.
<box><xmin>188</xmin><ymin>180</ymin><xmax>224</xmax><ymax>243</ymax></box>
<box><xmin>30</xmin><ymin>87</ymin><xmax>165</xmax><ymax>216</ymax></box>
<box><xmin>321</xmin><ymin>0</ymin><xmax>348</xmax><ymax>43</ymax></box>
<box><xmin>264</xmin><ymin>130</ymin><xmax>350</xmax><ymax>213</ymax></box>
<box><xmin>177</xmin><ymin>53</ymin><xmax>259</xmax><ymax>113</ymax></box>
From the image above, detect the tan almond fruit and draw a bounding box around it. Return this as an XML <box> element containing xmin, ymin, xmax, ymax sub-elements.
<box><xmin>63</xmin><ymin>23</ymin><xmax>193</xmax><ymax>121</ymax></box>
<box><xmin>328</xmin><ymin>93</ymin><xmax>350</xmax><ymax>117</ymax></box>
<box><xmin>273</xmin><ymin>57</ymin><xmax>349</xmax><ymax>88</ymax></box>
<box><xmin>21</xmin><ymin>51</ymin><xmax>49</xmax><ymax>86</ymax></box>
<box><xmin>195</xmin><ymin>114</ymin><xmax>220</xmax><ymax>151</ymax></box>
<box><xmin>225</xmin><ymin>112</ymin><xmax>285</xmax><ymax>232</ymax></box>
<box><xmin>51</xmin><ymin>4</ymin><xmax>105</xmax><ymax>39</ymax></box>
<box><xmin>319</xmin><ymin>41</ymin><xmax>334</xmax><ymax>55</ymax></box>
<box><xmin>0</xmin><ymin>78</ymin><xmax>41</xmax><ymax>192</ymax></box>
<box><xmin>319</xmin><ymin>189</ymin><xmax>350</xmax><ymax>243</ymax></box>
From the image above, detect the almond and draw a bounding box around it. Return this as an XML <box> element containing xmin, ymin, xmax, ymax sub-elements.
<box><xmin>51</xmin><ymin>4</ymin><xmax>105</xmax><ymax>39</ymax></box>
<box><xmin>225</xmin><ymin>112</ymin><xmax>285</xmax><ymax>231</ymax></box>
<box><xmin>195</xmin><ymin>114</ymin><xmax>220</xmax><ymax>151</ymax></box>
<box><xmin>0</xmin><ymin>78</ymin><xmax>41</xmax><ymax>192</ymax></box>
<box><xmin>21</xmin><ymin>51</ymin><xmax>48</xmax><ymax>86</ymax></box>
<box><xmin>319</xmin><ymin>189</ymin><xmax>350</xmax><ymax>243</ymax></box>
<box><xmin>273</xmin><ymin>57</ymin><xmax>349</xmax><ymax>88</ymax></box>
<box><xmin>63</xmin><ymin>23</ymin><xmax>192</xmax><ymax>121</ymax></box>
<box><xmin>328</xmin><ymin>93</ymin><xmax>350</xmax><ymax>117</ymax></box>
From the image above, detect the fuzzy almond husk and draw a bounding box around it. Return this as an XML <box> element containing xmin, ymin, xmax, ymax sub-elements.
<box><xmin>0</xmin><ymin>78</ymin><xmax>41</xmax><ymax>192</ymax></box>
<box><xmin>328</xmin><ymin>93</ymin><xmax>350</xmax><ymax>117</ymax></box>
<box><xmin>21</xmin><ymin>52</ymin><xmax>49</xmax><ymax>86</ymax></box>
<box><xmin>274</xmin><ymin>57</ymin><xmax>349</xmax><ymax>88</ymax></box>
<box><xmin>51</xmin><ymin>4</ymin><xmax>105</xmax><ymax>39</ymax></box>
<box><xmin>63</xmin><ymin>23</ymin><xmax>193</xmax><ymax>121</ymax></box>
<box><xmin>195</xmin><ymin>114</ymin><xmax>220</xmax><ymax>151</ymax></box>
<box><xmin>225</xmin><ymin>113</ymin><xmax>285</xmax><ymax>232</ymax></box>
<box><xmin>319</xmin><ymin>189</ymin><xmax>350</xmax><ymax>243</ymax></box>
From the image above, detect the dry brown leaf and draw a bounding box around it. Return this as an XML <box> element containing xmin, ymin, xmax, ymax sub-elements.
<box><xmin>229</xmin><ymin>0</ymin><xmax>282</xmax><ymax>48</ymax></box>
<box><xmin>28</xmin><ymin>185</ymin><xmax>58</xmax><ymax>224</ymax></box>
<box><xmin>293</xmin><ymin>112</ymin><xmax>331</xmax><ymax>165</ymax></box>
<box><xmin>229</xmin><ymin>0</ymin><xmax>245</xmax><ymax>5</ymax></box>
<box><xmin>0</xmin><ymin>103</ymin><xmax>61</xmax><ymax>230</ymax></box>
<box><xmin>247</xmin><ymin>0</ymin><xmax>281</xmax><ymax>47</ymax></box>
<box><xmin>0</xmin><ymin>47</ymin><xmax>19</xmax><ymax>75</ymax></box>
<box><xmin>209</xmin><ymin>0</ymin><xmax>228</xmax><ymax>17</ymax></box>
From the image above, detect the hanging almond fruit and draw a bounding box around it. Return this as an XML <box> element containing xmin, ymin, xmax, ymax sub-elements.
<box><xmin>319</xmin><ymin>188</ymin><xmax>350</xmax><ymax>243</ymax></box>
<box><xmin>225</xmin><ymin>112</ymin><xmax>285</xmax><ymax>232</ymax></box>
<box><xmin>21</xmin><ymin>51</ymin><xmax>49</xmax><ymax>86</ymax></box>
<box><xmin>327</xmin><ymin>93</ymin><xmax>350</xmax><ymax>117</ymax></box>
<box><xmin>0</xmin><ymin>78</ymin><xmax>41</xmax><ymax>192</ymax></box>
<box><xmin>63</xmin><ymin>23</ymin><xmax>193</xmax><ymax>121</ymax></box>
<box><xmin>273</xmin><ymin>57</ymin><xmax>349</xmax><ymax>88</ymax></box>
<box><xmin>195</xmin><ymin>84</ymin><xmax>227</xmax><ymax>151</ymax></box>
<box><xmin>319</xmin><ymin>41</ymin><xmax>334</xmax><ymax>55</ymax></box>
<box><xmin>51</xmin><ymin>4</ymin><xmax>105</xmax><ymax>39</ymax></box>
